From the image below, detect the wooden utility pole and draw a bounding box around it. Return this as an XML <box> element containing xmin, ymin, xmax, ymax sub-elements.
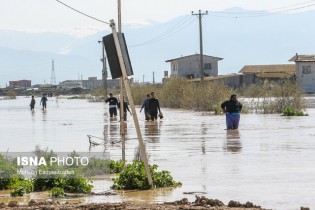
<box><xmin>117</xmin><ymin>0</ymin><xmax>125</xmax><ymax>161</ymax></box>
<box><xmin>118</xmin><ymin>0</ymin><xmax>122</xmax><ymax>32</ymax></box>
<box><xmin>153</xmin><ymin>72</ymin><xmax>155</xmax><ymax>84</ymax></box>
<box><xmin>101</xmin><ymin>42</ymin><xmax>108</xmax><ymax>97</ymax></box>
<box><xmin>110</xmin><ymin>19</ymin><xmax>153</xmax><ymax>187</ymax></box>
<box><xmin>192</xmin><ymin>10</ymin><xmax>208</xmax><ymax>83</ymax></box>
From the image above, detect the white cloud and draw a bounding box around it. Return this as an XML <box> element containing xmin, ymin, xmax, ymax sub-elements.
<box><xmin>1</xmin><ymin>0</ymin><xmax>315</xmax><ymax>35</ymax></box>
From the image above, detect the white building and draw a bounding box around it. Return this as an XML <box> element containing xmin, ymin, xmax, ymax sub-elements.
<box><xmin>289</xmin><ymin>54</ymin><xmax>315</xmax><ymax>93</ymax></box>
<box><xmin>166</xmin><ymin>54</ymin><xmax>223</xmax><ymax>79</ymax></box>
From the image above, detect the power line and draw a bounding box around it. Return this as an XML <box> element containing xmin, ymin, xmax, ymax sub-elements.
<box><xmin>56</xmin><ymin>0</ymin><xmax>110</xmax><ymax>25</ymax></box>
<box><xmin>130</xmin><ymin>15</ymin><xmax>191</xmax><ymax>47</ymax></box>
<box><xmin>240</xmin><ymin>3</ymin><xmax>315</xmax><ymax>17</ymax></box>
<box><xmin>207</xmin><ymin>1</ymin><xmax>315</xmax><ymax>18</ymax></box>
<box><xmin>210</xmin><ymin>0</ymin><xmax>315</xmax><ymax>14</ymax></box>
<box><xmin>130</xmin><ymin>16</ymin><xmax>196</xmax><ymax>47</ymax></box>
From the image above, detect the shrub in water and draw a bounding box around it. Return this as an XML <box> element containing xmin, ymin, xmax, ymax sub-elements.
<box><xmin>240</xmin><ymin>80</ymin><xmax>305</xmax><ymax>114</ymax></box>
<box><xmin>51</xmin><ymin>187</ymin><xmax>65</xmax><ymax>197</ymax></box>
<box><xmin>9</xmin><ymin>179</ymin><xmax>33</xmax><ymax>197</ymax></box>
<box><xmin>110</xmin><ymin>160</ymin><xmax>125</xmax><ymax>174</ymax></box>
<box><xmin>0</xmin><ymin>154</ymin><xmax>20</xmax><ymax>190</ymax></box>
<box><xmin>112</xmin><ymin>161</ymin><xmax>181</xmax><ymax>190</ymax></box>
<box><xmin>282</xmin><ymin>106</ymin><xmax>308</xmax><ymax>116</ymax></box>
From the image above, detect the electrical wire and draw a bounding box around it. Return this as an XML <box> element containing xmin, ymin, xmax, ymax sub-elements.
<box><xmin>56</xmin><ymin>0</ymin><xmax>110</xmax><ymax>25</ymax></box>
<box><xmin>130</xmin><ymin>16</ymin><xmax>197</xmax><ymax>47</ymax></box>
<box><xmin>207</xmin><ymin>0</ymin><xmax>315</xmax><ymax>18</ymax></box>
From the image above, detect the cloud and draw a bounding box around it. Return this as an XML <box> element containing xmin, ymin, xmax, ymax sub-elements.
<box><xmin>0</xmin><ymin>25</ymin><xmax>107</xmax><ymax>38</ymax></box>
<box><xmin>58</xmin><ymin>45</ymin><xmax>72</xmax><ymax>55</ymax></box>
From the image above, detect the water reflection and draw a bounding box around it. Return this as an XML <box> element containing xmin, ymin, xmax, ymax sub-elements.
<box><xmin>103</xmin><ymin>123</ymin><xmax>109</xmax><ymax>145</ymax></box>
<box><xmin>145</xmin><ymin>121</ymin><xmax>161</xmax><ymax>143</ymax></box>
<box><xmin>200</xmin><ymin>123</ymin><xmax>207</xmax><ymax>154</ymax></box>
<box><xmin>42</xmin><ymin>109</ymin><xmax>47</xmax><ymax>121</ymax></box>
<box><xmin>224</xmin><ymin>129</ymin><xmax>242</xmax><ymax>153</ymax></box>
<box><xmin>120</xmin><ymin>188</ymin><xmax>173</xmax><ymax>202</ymax></box>
<box><xmin>106</xmin><ymin>118</ymin><xmax>120</xmax><ymax>145</ymax></box>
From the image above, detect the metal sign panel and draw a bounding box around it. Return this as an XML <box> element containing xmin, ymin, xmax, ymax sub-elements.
<box><xmin>103</xmin><ymin>33</ymin><xmax>133</xmax><ymax>79</ymax></box>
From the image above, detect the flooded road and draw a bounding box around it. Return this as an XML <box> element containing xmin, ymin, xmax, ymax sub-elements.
<box><xmin>1</xmin><ymin>96</ymin><xmax>315</xmax><ymax>209</ymax></box>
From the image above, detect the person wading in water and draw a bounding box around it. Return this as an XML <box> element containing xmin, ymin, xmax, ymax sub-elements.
<box><xmin>140</xmin><ymin>94</ymin><xmax>150</xmax><ymax>121</ymax></box>
<box><xmin>105</xmin><ymin>93</ymin><xmax>119</xmax><ymax>118</ymax></box>
<box><xmin>148</xmin><ymin>92</ymin><xmax>161</xmax><ymax>121</ymax></box>
<box><xmin>40</xmin><ymin>94</ymin><xmax>48</xmax><ymax>110</ymax></box>
<box><xmin>118</xmin><ymin>96</ymin><xmax>132</xmax><ymax>121</ymax></box>
<box><xmin>30</xmin><ymin>95</ymin><xmax>36</xmax><ymax>111</ymax></box>
<box><xmin>221</xmin><ymin>94</ymin><xmax>242</xmax><ymax>130</ymax></box>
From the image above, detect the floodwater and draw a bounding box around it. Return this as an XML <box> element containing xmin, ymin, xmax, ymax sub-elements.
<box><xmin>1</xmin><ymin>96</ymin><xmax>315</xmax><ymax>210</ymax></box>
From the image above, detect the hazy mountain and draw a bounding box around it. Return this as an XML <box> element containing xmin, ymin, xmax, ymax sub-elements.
<box><xmin>1</xmin><ymin>7</ymin><xmax>314</xmax><ymax>87</ymax></box>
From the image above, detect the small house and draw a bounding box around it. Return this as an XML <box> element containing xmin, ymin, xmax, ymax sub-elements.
<box><xmin>289</xmin><ymin>54</ymin><xmax>315</xmax><ymax>93</ymax></box>
<box><xmin>166</xmin><ymin>54</ymin><xmax>223</xmax><ymax>79</ymax></box>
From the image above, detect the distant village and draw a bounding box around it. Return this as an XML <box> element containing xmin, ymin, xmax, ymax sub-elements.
<box><xmin>2</xmin><ymin>53</ymin><xmax>315</xmax><ymax>95</ymax></box>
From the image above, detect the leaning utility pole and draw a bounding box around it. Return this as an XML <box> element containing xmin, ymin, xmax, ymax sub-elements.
<box><xmin>117</xmin><ymin>0</ymin><xmax>125</xmax><ymax>162</ymax></box>
<box><xmin>110</xmin><ymin>19</ymin><xmax>153</xmax><ymax>187</ymax></box>
<box><xmin>192</xmin><ymin>10</ymin><xmax>208</xmax><ymax>83</ymax></box>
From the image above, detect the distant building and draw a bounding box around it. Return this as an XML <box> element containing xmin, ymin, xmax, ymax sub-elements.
<box><xmin>9</xmin><ymin>80</ymin><xmax>31</xmax><ymax>89</ymax></box>
<box><xmin>188</xmin><ymin>74</ymin><xmax>258</xmax><ymax>89</ymax></box>
<box><xmin>289</xmin><ymin>54</ymin><xmax>315</xmax><ymax>93</ymax></box>
<box><xmin>58</xmin><ymin>80</ymin><xmax>82</xmax><ymax>89</ymax></box>
<box><xmin>107</xmin><ymin>79</ymin><xmax>122</xmax><ymax>89</ymax></box>
<box><xmin>58</xmin><ymin>77</ymin><xmax>126</xmax><ymax>90</ymax></box>
<box><xmin>185</xmin><ymin>64</ymin><xmax>296</xmax><ymax>89</ymax></box>
<box><xmin>82</xmin><ymin>77</ymin><xmax>102</xmax><ymax>89</ymax></box>
<box><xmin>166</xmin><ymin>54</ymin><xmax>223</xmax><ymax>78</ymax></box>
<box><xmin>239</xmin><ymin>64</ymin><xmax>295</xmax><ymax>80</ymax></box>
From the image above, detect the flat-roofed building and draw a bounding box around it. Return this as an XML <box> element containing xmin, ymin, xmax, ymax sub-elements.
<box><xmin>289</xmin><ymin>54</ymin><xmax>315</xmax><ymax>93</ymax></box>
<box><xmin>9</xmin><ymin>80</ymin><xmax>31</xmax><ymax>89</ymax></box>
<box><xmin>166</xmin><ymin>54</ymin><xmax>223</xmax><ymax>79</ymax></box>
<box><xmin>239</xmin><ymin>64</ymin><xmax>295</xmax><ymax>80</ymax></box>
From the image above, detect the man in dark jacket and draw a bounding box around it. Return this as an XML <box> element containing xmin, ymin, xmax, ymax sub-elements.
<box><xmin>221</xmin><ymin>94</ymin><xmax>242</xmax><ymax>130</ymax></box>
<box><xmin>148</xmin><ymin>92</ymin><xmax>161</xmax><ymax>121</ymax></box>
<box><xmin>105</xmin><ymin>93</ymin><xmax>119</xmax><ymax>118</ymax></box>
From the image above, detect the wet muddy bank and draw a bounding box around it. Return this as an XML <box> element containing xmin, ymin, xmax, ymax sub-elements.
<box><xmin>0</xmin><ymin>196</ymin><xmax>267</xmax><ymax>210</ymax></box>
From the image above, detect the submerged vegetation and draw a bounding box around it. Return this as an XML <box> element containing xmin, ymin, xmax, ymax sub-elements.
<box><xmin>132</xmin><ymin>78</ymin><xmax>232</xmax><ymax>112</ymax></box>
<box><xmin>240</xmin><ymin>80</ymin><xmax>306</xmax><ymax>114</ymax></box>
<box><xmin>282</xmin><ymin>105</ymin><xmax>308</xmax><ymax>116</ymax></box>
<box><xmin>112</xmin><ymin>161</ymin><xmax>181</xmax><ymax>190</ymax></box>
<box><xmin>0</xmin><ymin>149</ymin><xmax>125</xmax><ymax>197</ymax></box>
<box><xmin>5</xmin><ymin>89</ymin><xmax>16</xmax><ymax>99</ymax></box>
<box><xmin>1</xmin><ymin>151</ymin><xmax>177</xmax><ymax>196</ymax></box>
<box><xmin>131</xmin><ymin>78</ymin><xmax>306</xmax><ymax>115</ymax></box>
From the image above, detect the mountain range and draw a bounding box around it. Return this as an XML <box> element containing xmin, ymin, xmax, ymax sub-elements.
<box><xmin>0</xmin><ymin>7</ymin><xmax>314</xmax><ymax>87</ymax></box>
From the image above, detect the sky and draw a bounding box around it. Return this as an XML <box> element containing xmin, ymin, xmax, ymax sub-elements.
<box><xmin>1</xmin><ymin>0</ymin><xmax>315</xmax><ymax>87</ymax></box>
<box><xmin>1</xmin><ymin>0</ymin><xmax>315</xmax><ymax>37</ymax></box>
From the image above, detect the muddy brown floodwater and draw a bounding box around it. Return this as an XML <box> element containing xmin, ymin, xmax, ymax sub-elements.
<box><xmin>0</xmin><ymin>96</ymin><xmax>315</xmax><ymax>210</ymax></box>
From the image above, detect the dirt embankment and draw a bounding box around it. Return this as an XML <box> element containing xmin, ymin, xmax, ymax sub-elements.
<box><xmin>0</xmin><ymin>196</ymin><xmax>270</xmax><ymax>210</ymax></box>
